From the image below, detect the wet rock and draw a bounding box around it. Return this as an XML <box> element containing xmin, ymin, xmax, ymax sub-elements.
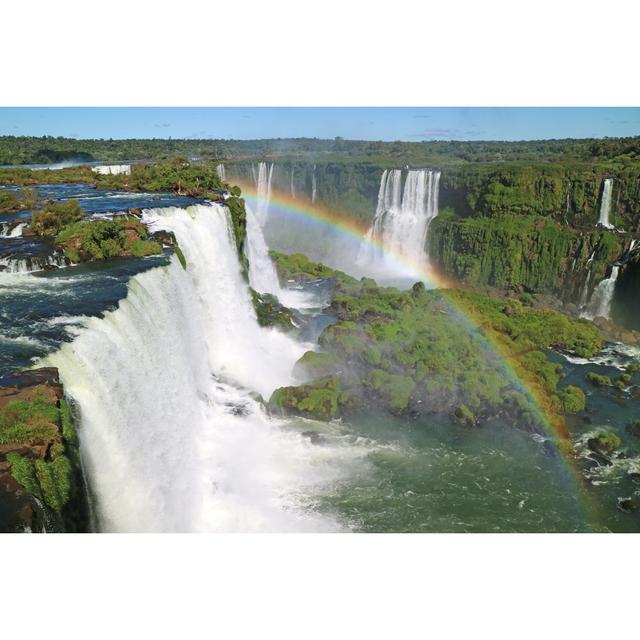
<box><xmin>585</xmin><ymin>449</ymin><xmax>612</xmax><ymax>467</ymax></box>
<box><xmin>302</xmin><ymin>430</ymin><xmax>325</xmax><ymax>445</ymax></box>
<box><xmin>627</xmin><ymin>420</ymin><xmax>640</xmax><ymax>438</ymax></box>
<box><xmin>616</xmin><ymin>497</ymin><xmax>636</xmax><ymax>513</ymax></box>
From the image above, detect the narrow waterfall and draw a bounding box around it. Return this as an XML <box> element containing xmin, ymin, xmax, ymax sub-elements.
<box><xmin>290</xmin><ymin>167</ymin><xmax>296</xmax><ymax>198</ymax></box>
<box><xmin>251</xmin><ymin>161</ymin><xmax>274</xmax><ymax>226</ymax></box>
<box><xmin>311</xmin><ymin>165</ymin><xmax>317</xmax><ymax>203</ymax></box>
<box><xmin>578</xmin><ymin>271</ymin><xmax>592</xmax><ymax>308</ymax></box>
<box><xmin>583</xmin><ymin>265</ymin><xmax>620</xmax><ymax>320</ymax></box>
<box><xmin>598</xmin><ymin>178</ymin><xmax>614</xmax><ymax>229</ymax></box>
<box><xmin>245</xmin><ymin>202</ymin><xmax>316</xmax><ymax>309</ymax></box>
<box><xmin>46</xmin><ymin>203</ymin><xmax>344</xmax><ymax>532</ymax></box>
<box><xmin>216</xmin><ymin>163</ymin><xmax>226</xmax><ymax>181</ymax></box>
<box><xmin>357</xmin><ymin>168</ymin><xmax>441</xmax><ymax>274</ymax></box>
<box><xmin>245</xmin><ymin>203</ymin><xmax>283</xmax><ymax>297</ymax></box>
<box><xmin>578</xmin><ymin>250</ymin><xmax>596</xmax><ymax>307</ymax></box>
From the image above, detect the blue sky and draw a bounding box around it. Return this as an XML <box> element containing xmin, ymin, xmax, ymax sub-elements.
<box><xmin>0</xmin><ymin>107</ymin><xmax>638</xmax><ymax>141</ymax></box>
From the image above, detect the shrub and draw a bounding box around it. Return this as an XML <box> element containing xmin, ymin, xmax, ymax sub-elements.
<box><xmin>558</xmin><ymin>385</ymin><xmax>586</xmax><ymax>413</ymax></box>
<box><xmin>31</xmin><ymin>199</ymin><xmax>83</xmax><ymax>235</ymax></box>
<box><xmin>586</xmin><ymin>372</ymin><xmax>612</xmax><ymax>387</ymax></box>
<box><xmin>55</xmin><ymin>218</ymin><xmax>162</xmax><ymax>262</ymax></box>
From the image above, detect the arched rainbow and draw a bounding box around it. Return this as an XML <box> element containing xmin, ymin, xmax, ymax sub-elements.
<box><xmin>234</xmin><ymin>177</ymin><xmax>597</xmax><ymax>528</ymax></box>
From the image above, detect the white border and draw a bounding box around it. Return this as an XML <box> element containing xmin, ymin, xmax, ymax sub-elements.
<box><xmin>2</xmin><ymin>0</ymin><xmax>640</xmax><ymax>106</ymax></box>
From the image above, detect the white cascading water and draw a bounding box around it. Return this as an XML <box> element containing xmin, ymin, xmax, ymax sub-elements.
<box><xmin>245</xmin><ymin>203</ymin><xmax>282</xmax><ymax>297</ymax></box>
<box><xmin>583</xmin><ymin>265</ymin><xmax>620</xmax><ymax>320</ymax></box>
<box><xmin>216</xmin><ymin>163</ymin><xmax>226</xmax><ymax>181</ymax></box>
<box><xmin>46</xmin><ymin>203</ymin><xmax>349</xmax><ymax>532</ymax></box>
<box><xmin>1</xmin><ymin>222</ymin><xmax>26</xmax><ymax>238</ymax></box>
<box><xmin>0</xmin><ymin>253</ymin><xmax>67</xmax><ymax>273</ymax></box>
<box><xmin>91</xmin><ymin>164</ymin><xmax>131</xmax><ymax>176</ymax></box>
<box><xmin>578</xmin><ymin>249</ymin><xmax>597</xmax><ymax>308</ymax></box>
<box><xmin>251</xmin><ymin>162</ymin><xmax>274</xmax><ymax>226</ymax></box>
<box><xmin>290</xmin><ymin>167</ymin><xmax>296</xmax><ymax>198</ymax></box>
<box><xmin>245</xmin><ymin>203</ymin><xmax>316</xmax><ymax>309</ymax></box>
<box><xmin>357</xmin><ymin>168</ymin><xmax>441</xmax><ymax>276</ymax></box>
<box><xmin>598</xmin><ymin>178</ymin><xmax>614</xmax><ymax>228</ymax></box>
<box><xmin>311</xmin><ymin>165</ymin><xmax>317</xmax><ymax>203</ymax></box>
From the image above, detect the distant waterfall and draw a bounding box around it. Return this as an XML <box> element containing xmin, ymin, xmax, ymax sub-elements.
<box><xmin>311</xmin><ymin>165</ymin><xmax>317</xmax><ymax>203</ymax></box>
<box><xmin>290</xmin><ymin>167</ymin><xmax>296</xmax><ymax>198</ymax></box>
<box><xmin>216</xmin><ymin>163</ymin><xmax>226</xmax><ymax>181</ymax></box>
<box><xmin>583</xmin><ymin>265</ymin><xmax>620</xmax><ymax>320</ymax></box>
<box><xmin>357</xmin><ymin>168</ymin><xmax>441</xmax><ymax>274</ymax></box>
<box><xmin>598</xmin><ymin>178</ymin><xmax>614</xmax><ymax>229</ymax></box>
<box><xmin>251</xmin><ymin>162</ymin><xmax>274</xmax><ymax>226</ymax></box>
<box><xmin>47</xmin><ymin>203</ymin><xmax>343</xmax><ymax>532</ymax></box>
<box><xmin>578</xmin><ymin>250</ymin><xmax>596</xmax><ymax>307</ymax></box>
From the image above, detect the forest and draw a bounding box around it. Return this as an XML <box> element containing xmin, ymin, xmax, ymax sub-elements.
<box><xmin>1</xmin><ymin>134</ymin><xmax>640</xmax><ymax>166</ymax></box>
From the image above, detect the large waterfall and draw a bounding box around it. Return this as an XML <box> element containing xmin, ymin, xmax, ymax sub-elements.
<box><xmin>583</xmin><ymin>265</ymin><xmax>620</xmax><ymax>320</ymax></box>
<box><xmin>216</xmin><ymin>163</ymin><xmax>226</xmax><ymax>181</ymax></box>
<box><xmin>46</xmin><ymin>203</ymin><xmax>345</xmax><ymax>532</ymax></box>
<box><xmin>357</xmin><ymin>168</ymin><xmax>441</xmax><ymax>276</ymax></box>
<box><xmin>251</xmin><ymin>162</ymin><xmax>274</xmax><ymax>226</ymax></box>
<box><xmin>598</xmin><ymin>178</ymin><xmax>614</xmax><ymax>229</ymax></box>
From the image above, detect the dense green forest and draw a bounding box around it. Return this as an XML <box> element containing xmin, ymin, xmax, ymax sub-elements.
<box><xmin>1</xmin><ymin>134</ymin><xmax>640</xmax><ymax>166</ymax></box>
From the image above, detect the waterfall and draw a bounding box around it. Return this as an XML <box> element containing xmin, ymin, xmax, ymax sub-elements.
<box><xmin>598</xmin><ymin>178</ymin><xmax>614</xmax><ymax>229</ymax></box>
<box><xmin>0</xmin><ymin>252</ymin><xmax>68</xmax><ymax>273</ymax></box>
<box><xmin>311</xmin><ymin>165</ymin><xmax>317</xmax><ymax>203</ymax></box>
<box><xmin>583</xmin><ymin>265</ymin><xmax>620</xmax><ymax>320</ymax></box>
<box><xmin>357</xmin><ymin>168</ymin><xmax>441</xmax><ymax>274</ymax></box>
<box><xmin>245</xmin><ymin>203</ymin><xmax>282</xmax><ymax>297</ymax></box>
<box><xmin>91</xmin><ymin>164</ymin><xmax>131</xmax><ymax>176</ymax></box>
<box><xmin>216</xmin><ymin>163</ymin><xmax>226</xmax><ymax>181</ymax></box>
<box><xmin>1</xmin><ymin>222</ymin><xmax>26</xmax><ymax>238</ymax></box>
<box><xmin>290</xmin><ymin>167</ymin><xmax>296</xmax><ymax>198</ymax></box>
<box><xmin>245</xmin><ymin>203</ymin><xmax>316</xmax><ymax>309</ymax></box>
<box><xmin>46</xmin><ymin>203</ymin><xmax>345</xmax><ymax>532</ymax></box>
<box><xmin>578</xmin><ymin>270</ymin><xmax>592</xmax><ymax>308</ymax></box>
<box><xmin>252</xmin><ymin>162</ymin><xmax>274</xmax><ymax>226</ymax></box>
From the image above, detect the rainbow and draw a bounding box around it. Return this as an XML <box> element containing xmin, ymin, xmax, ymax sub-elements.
<box><xmin>235</xmin><ymin>178</ymin><xmax>597</xmax><ymax>528</ymax></box>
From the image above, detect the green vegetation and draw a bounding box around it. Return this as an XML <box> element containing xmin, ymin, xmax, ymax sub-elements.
<box><xmin>251</xmin><ymin>289</ymin><xmax>297</xmax><ymax>332</ymax></box>
<box><xmin>1</xmin><ymin>134</ymin><xmax>639</xmax><ymax>167</ymax></box>
<box><xmin>271</xmin><ymin>251</ymin><xmax>357</xmax><ymax>285</ymax></box>
<box><xmin>586</xmin><ymin>372</ymin><xmax>612</xmax><ymax>387</ymax></box>
<box><xmin>0</xmin><ymin>188</ymin><xmax>38</xmax><ymax>214</ymax></box>
<box><xmin>429</xmin><ymin>214</ymin><xmax>623</xmax><ymax>294</ymax></box>
<box><xmin>556</xmin><ymin>385</ymin><xmax>586</xmax><ymax>413</ymax></box>
<box><xmin>30</xmin><ymin>199</ymin><xmax>84</xmax><ymax>236</ymax></box>
<box><xmin>270</xmin><ymin>376</ymin><xmax>345</xmax><ymax>420</ymax></box>
<box><xmin>590</xmin><ymin>430</ymin><xmax>621</xmax><ymax>454</ymax></box>
<box><xmin>268</xmin><ymin>254</ymin><xmax>599</xmax><ymax>427</ymax></box>
<box><xmin>0</xmin><ymin>395</ymin><xmax>60</xmax><ymax>445</ymax></box>
<box><xmin>225</xmin><ymin>196</ymin><xmax>249</xmax><ymax>275</ymax></box>
<box><xmin>0</xmin><ymin>376</ymin><xmax>85</xmax><ymax>524</ymax></box>
<box><xmin>55</xmin><ymin>218</ymin><xmax>161</xmax><ymax>263</ymax></box>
